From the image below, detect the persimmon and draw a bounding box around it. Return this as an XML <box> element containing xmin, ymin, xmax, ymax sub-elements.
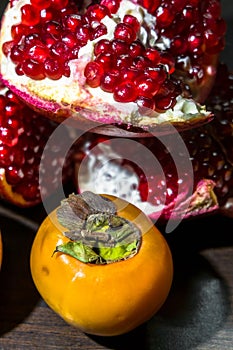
<box><xmin>30</xmin><ymin>192</ymin><xmax>173</xmax><ymax>336</ymax></box>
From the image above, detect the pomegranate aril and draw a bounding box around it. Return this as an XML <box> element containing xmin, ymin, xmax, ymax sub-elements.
<box><xmin>94</xmin><ymin>39</ymin><xmax>112</xmax><ymax>56</ymax></box>
<box><xmin>100</xmin><ymin>71</ymin><xmax>119</xmax><ymax>92</ymax></box>
<box><xmin>21</xmin><ymin>4</ymin><xmax>41</xmax><ymax>26</ymax></box>
<box><xmin>112</xmin><ymin>39</ymin><xmax>129</xmax><ymax>55</ymax></box>
<box><xmin>92</xmin><ymin>24</ymin><xmax>107</xmax><ymax>40</ymax></box>
<box><xmin>144</xmin><ymin>48</ymin><xmax>161</xmax><ymax>65</ymax></box>
<box><xmin>21</xmin><ymin>59</ymin><xmax>45</xmax><ymax>80</ymax></box>
<box><xmin>0</xmin><ymin>127</ymin><xmax>18</xmax><ymax>147</ymax></box>
<box><xmin>129</xmin><ymin>40</ymin><xmax>144</xmax><ymax>57</ymax></box>
<box><xmin>123</xmin><ymin>15</ymin><xmax>140</xmax><ymax>33</ymax></box>
<box><xmin>121</xmin><ymin>67</ymin><xmax>139</xmax><ymax>81</ymax></box>
<box><xmin>100</xmin><ymin>0</ymin><xmax>120</xmax><ymax>14</ymax></box>
<box><xmin>113</xmin><ymin>82</ymin><xmax>138</xmax><ymax>102</ymax></box>
<box><xmin>95</xmin><ymin>53</ymin><xmax>114</xmax><ymax>71</ymax></box>
<box><xmin>84</xmin><ymin>61</ymin><xmax>104</xmax><ymax>88</ymax></box>
<box><xmin>10</xmin><ymin>45</ymin><xmax>24</xmax><ymax>64</ymax></box>
<box><xmin>11</xmin><ymin>24</ymin><xmax>29</xmax><ymax>42</ymax></box>
<box><xmin>135</xmin><ymin>76</ymin><xmax>160</xmax><ymax>98</ymax></box>
<box><xmin>86</xmin><ymin>4</ymin><xmax>110</xmax><ymax>22</ymax></box>
<box><xmin>44</xmin><ymin>21</ymin><xmax>62</xmax><ymax>39</ymax></box>
<box><xmin>115</xmin><ymin>54</ymin><xmax>133</xmax><ymax>70</ymax></box>
<box><xmin>136</xmin><ymin>96</ymin><xmax>155</xmax><ymax>111</ymax></box>
<box><xmin>51</xmin><ymin>0</ymin><xmax>69</xmax><ymax>10</ymax></box>
<box><xmin>114</xmin><ymin>23</ymin><xmax>136</xmax><ymax>44</ymax></box>
<box><xmin>75</xmin><ymin>25</ymin><xmax>92</xmax><ymax>45</ymax></box>
<box><xmin>156</xmin><ymin>5</ymin><xmax>175</xmax><ymax>28</ymax></box>
<box><xmin>30</xmin><ymin>0</ymin><xmax>51</xmax><ymax>9</ymax></box>
<box><xmin>5</xmin><ymin>166</ymin><xmax>23</xmax><ymax>185</ymax></box>
<box><xmin>27</xmin><ymin>44</ymin><xmax>50</xmax><ymax>63</ymax></box>
<box><xmin>0</xmin><ymin>145</ymin><xmax>12</xmax><ymax>167</ymax></box>
<box><xmin>139</xmin><ymin>0</ymin><xmax>160</xmax><ymax>14</ymax></box>
<box><xmin>62</xmin><ymin>14</ymin><xmax>82</xmax><ymax>32</ymax></box>
<box><xmin>44</xmin><ymin>58</ymin><xmax>63</xmax><ymax>80</ymax></box>
<box><xmin>133</xmin><ymin>56</ymin><xmax>150</xmax><ymax>70</ymax></box>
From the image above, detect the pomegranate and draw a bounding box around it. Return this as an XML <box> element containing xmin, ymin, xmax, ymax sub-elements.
<box><xmin>0</xmin><ymin>84</ymin><xmax>73</xmax><ymax>207</ymax></box>
<box><xmin>73</xmin><ymin>64</ymin><xmax>233</xmax><ymax>226</ymax></box>
<box><xmin>0</xmin><ymin>0</ymin><xmax>225</xmax><ymax>136</ymax></box>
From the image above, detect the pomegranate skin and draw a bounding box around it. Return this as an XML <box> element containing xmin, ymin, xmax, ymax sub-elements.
<box><xmin>73</xmin><ymin>64</ymin><xmax>233</xmax><ymax>223</ymax></box>
<box><xmin>0</xmin><ymin>0</ymin><xmax>222</xmax><ymax>136</ymax></box>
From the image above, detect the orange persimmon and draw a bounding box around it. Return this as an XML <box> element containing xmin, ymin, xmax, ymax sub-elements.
<box><xmin>30</xmin><ymin>192</ymin><xmax>173</xmax><ymax>336</ymax></box>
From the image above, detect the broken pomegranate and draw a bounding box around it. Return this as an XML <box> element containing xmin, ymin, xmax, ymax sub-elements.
<box><xmin>0</xmin><ymin>84</ymin><xmax>73</xmax><ymax>207</ymax></box>
<box><xmin>73</xmin><ymin>64</ymin><xmax>233</xmax><ymax>225</ymax></box>
<box><xmin>0</xmin><ymin>0</ymin><xmax>225</xmax><ymax>136</ymax></box>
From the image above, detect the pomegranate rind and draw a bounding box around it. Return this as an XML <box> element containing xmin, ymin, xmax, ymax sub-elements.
<box><xmin>0</xmin><ymin>1</ymin><xmax>213</xmax><ymax>136</ymax></box>
<box><xmin>0</xmin><ymin>169</ymin><xmax>40</xmax><ymax>207</ymax></box>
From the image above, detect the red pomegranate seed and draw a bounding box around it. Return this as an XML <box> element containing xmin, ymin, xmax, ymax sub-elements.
<box><xmin>86</xmin><ymin>4</ymin><xmax>110</xmax><ymax>22</ymax></box>
<box><xmin>51</xmin><ymin>41</ymin><xmax>71</xmax><ymax>62</ymax></box>
<box><xmin>115</xmin><ymin>54</ymin><xmax>133</xmax><ymax>69</ymax></box>
<box><xmin>136</xmin><ymin>96</ymin><xmax>155</xmax><ymax>110</ymax></box>
<box><xmin>75</xmin><ymin>25</ymin><xmax>92</xmax><ymax>45</ymax></box>
<box><xmin>144</xmin><ymin>66</ymin><xmax>167</xmax><ymax>85</ymax></box>
<box><xmin>123</xmin><ymin>15</ymin><xmax>140</xmax><ymax>33</ymax></box>
<box><xmin>114</xmin><ymin>23</ymin><xmax>136</xmax><ymax>44</ymax></box>
<box><xmin>95</xmin><ymin>53</ymin><xmax>114</xmax><ymax>71</ymax></box>
<box><xmin>44</xmin><ymin>58</ymin><xmax>63</xmax><ymax>80</ymax></box>
<box><xmin>94</xmin><ymin>39</ymin><xmax>112</xmax><ymax>56</ymax></box>
<box><xmin>121</xmin><ymin>67</ymin><xmax>139</xmax><ymax>81</ymax></box>
<box><xmin>40</xmin><ymin>7</ymin><xmax>56</xmax><ymax>22</ymax></box>
<box><xmin>100</xmin><ymin>0</ymin><xmax>120</xmax><ymax>14</ymax></box>
<box><xmin>135</xmin><ymin>75</ymin><xmax>160</xmax><ymax>98</ymax></box>
<box><xmin>61</xmin><ymin>31</ymin><xmax>77</xmax><ymax>48</ymax></box>
<box><xmin>111</xmin><ymin>39</ymin><xmax>129</xmax><ymax>55</ymax></box>
<box><xmin>2</xmin><ymin>41</ymin><xmax>15</xmax><ymax>56</ymax></box>
<box><xmin>144</xmin><ymin>48</ymin><xmax>161</xmax><ymax>65</ymax></box>
<box><xmin>27</xmin><ymin>44</ymin><xmax>50</xmax><ymax>63</ymax></box>
<box><xmin>10</xmin><ymin>45</ymin><xmax>24</xmax><ymax>64</ymax></box>
<box><xmin>0</xmin><ymin>127</ymin><xmax>18</xmax><ymax>147</ymax></box>
<box><xmin>11</xmin><ymin>24</ymin><xmax>29</xmax><ymax>42</ymax></box>
<box><xmin>100</xmin><ymin>71</ymin><xmax>119</xmax><ymax>92</ymax></box>
<box><xmin>139</xmin><ymin>0</ymin><xmax>160</xmax><ymax>14</ymax></box>
<box><xmin>129</xmin><ymin>40</ymin><xmax>144</xmax><ymax>57</ymax></box>
<box><xmin>21</xmin><ymin>59</ymin><xmax>45</xmax><ymax>80</ymax></box>
<box><xmin>5</xmin><ymin>165</ymin><xmax>23</xmax><ymax>185</ymax></box>
<box><xmin>156</xmin><ymin>5</ymin><xmax>175</xmax><ymax>28</ymax></box>
<box><xmin>0</xmin><ymin>145</ymin><xmax>12</xmax><ymax>167</ymax></box>
<box><xmin>62</xmin><ymin>14</ymin><xmax>82</xmax><ymax>32</ymax></box>
<box><xmin>21</xmin><ymin>4</ymin><xmax>41</xmax><ymax>26</ymax></box>
<box><xmin>133</xmin><ymin>56</ymin><xmax>150</xmax><ymax>70</ymax></box>
<box><xmin>30</xmin><ymin>0</ymin><xmax>51</xmax><ymax>9</ymax></box>
<box><xmin>92</xmin><ymin>24</ymin><xmax>107</xmax><ymax>40</ymax></box>
<box><xmin>84</xmin><ymin>61</ymin><xmax>104</xmax><ymax>88</ymax></box>
<box><xmin>51</xmin><ymin>0</ymin><xmax>69</xmax><ymax>10</ymax></box>
<box><xmin>113</xmin><ymin>82</ymin><xmax>138</xmax><ymax>102</ymax></box>
<box><xmin>44</xmin><ymin>20</ymin><xmax>61</xmax><ymax>39</ymax></box>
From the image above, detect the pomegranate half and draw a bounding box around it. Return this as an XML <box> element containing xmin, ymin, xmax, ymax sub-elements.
<box><xmin>0</xmin><ymin>0</ymin><xmax>225</xmax><ymax>136</ymax></box>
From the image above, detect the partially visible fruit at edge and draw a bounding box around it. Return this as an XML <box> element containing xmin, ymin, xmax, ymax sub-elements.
<box><xmin>0</xmin><ymin>84</ymin><xmax>74</xmax><ymax>207</ymax></box>
<box><xmin>73</xmin><ymin>63</ymin><xmax>233</xmax><ymax>221</ymax></box>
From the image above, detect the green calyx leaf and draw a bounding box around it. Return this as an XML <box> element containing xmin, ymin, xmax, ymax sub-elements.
<box><xmin>55</xmin><ymin>192</ymin><xmax>141</xmax><ymax>264</ymax></box>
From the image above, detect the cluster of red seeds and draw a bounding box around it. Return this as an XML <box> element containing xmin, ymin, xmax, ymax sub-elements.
<box><xmin>2</xmin><ymin>0</ymin><xmax>226</xmax><ymax>110</ymax></box>
<box><xmin>0</xmin><ymin>87</ymin><xmax>59</xmax><ymax>201</ymax></box>
<box><xmin>137</xmin><ymin>0</ymin><xmax>226</xmax><ymax>80</ymax></box>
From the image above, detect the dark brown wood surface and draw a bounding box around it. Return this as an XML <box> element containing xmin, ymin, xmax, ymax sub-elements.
<box><xmin>0</xmin><ymin>201</ymin><xmax>233</xmax><ymax>350</ymax></box>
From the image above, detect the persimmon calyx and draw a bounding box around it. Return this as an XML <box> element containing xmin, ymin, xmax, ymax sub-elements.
<box><xmin>54</xmin><ymin>192</ymin><xmax>141</xmax><ymax>264</ymax></box>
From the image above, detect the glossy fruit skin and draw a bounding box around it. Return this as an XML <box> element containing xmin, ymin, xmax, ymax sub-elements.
<box><xmin>30</xmin><ymin>194</ymin><xmax>173</xmax><ymax>336</ymax></box>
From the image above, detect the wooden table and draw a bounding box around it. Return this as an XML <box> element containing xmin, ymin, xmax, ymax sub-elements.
<box><xmin>0</xmin><ymin>0</ymin><xmax>233</xmax><ymax>349</ymax></box>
